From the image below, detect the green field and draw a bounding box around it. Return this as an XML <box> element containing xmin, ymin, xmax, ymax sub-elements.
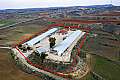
<box><xmin>0</xmin><ymin>20</ymin><xmax>15</xmax><ymax>27</ymax></box>
<box><xmin>92</xmin><ymin>55</ymin><xmax>120</xmax><ymax>80</ymax></box>
<box><xmin>114</xmin><ymin>35</ymin><xmax>120</xmax><ymax>40</ymax></box>
<box><xmin>82</xmin><ymin>55</ymin><xmax>120</xmax><ymax>80</ymax></box>
<box><xmin>81</xmin><ymin>31</ymin><xmax>120</xmax><ymax>80</ymax></box>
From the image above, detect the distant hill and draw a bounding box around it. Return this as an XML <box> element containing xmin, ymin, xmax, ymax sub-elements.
<box><xmin>81</xmin><ymin>4</ymin><xmax>114</xmax><ymax>8</ymax></box>
<box><xmin>0</xmin><ymin>4</ymin><xmax>119</xmax><ymax>14</ymax></box>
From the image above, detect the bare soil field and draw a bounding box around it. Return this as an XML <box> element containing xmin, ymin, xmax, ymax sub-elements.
<box><xmin>0</xmin><ymin>49</ymin><xmax>40</xmax><ymax>80</ymax></box>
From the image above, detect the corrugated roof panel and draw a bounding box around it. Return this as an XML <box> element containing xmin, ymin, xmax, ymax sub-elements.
<box><xmin>25</xmin><ymin>28</ymin><xmax>58</xmax><ymax>46</ymax></box>
<box><xmin>53</xmin><ymin>30</ymin><xmax>85</xmax><ymax>56</ymax></box>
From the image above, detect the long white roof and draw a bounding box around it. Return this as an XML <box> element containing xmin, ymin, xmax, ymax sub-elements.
<box><xmin>25</xmin><ymin>28</ymin><xmax>58</xmax><ymax>46</ymax></box>
<box><xmin>53</xmin><ymin>30</ymin><xmax>85</xmax><ymax>56</ymax></box>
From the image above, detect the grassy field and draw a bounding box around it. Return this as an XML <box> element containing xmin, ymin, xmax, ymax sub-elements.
<box><xmin>85</xmin><ymin>30</ymin><xmax>120</xmax><ymax>61</ymax></box>
<box><xmin>92</xmin><ymin>55</ymin><xmax>120</xmax><ymax>80</ymax></box>
<box><xmin>81</xmin><ymin>54</ymin><xmax>120</xmax><ymax>80</ymax></box>
<box><xmin>0</xmin><ymin>19</ymin><xmax>15</xmax><ymax>27</ymax></box>
<box><xmin>81</xmin><ymin>30</ymin><xmax>120</xmax><ymax>80</ymax></box>
<box><xmin>114</xmin><ymin>35</ymin><xmax>120</xmax><ymax>40</ymax></box>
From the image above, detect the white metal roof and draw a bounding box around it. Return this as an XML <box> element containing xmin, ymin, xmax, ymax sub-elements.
<box><xmin>25</xmin><ymin>28</ymin><xmax>58</xmax><ymax>46</ymax></box>
<box><xmin>37</xmin><ymin>48</ymin><xmax>46</xmax><ymax>54</ymax></box>
<box><xmin>53</xmin><ymin>30</ymin><xmax>85</xmax><ymax>56</ymax></box>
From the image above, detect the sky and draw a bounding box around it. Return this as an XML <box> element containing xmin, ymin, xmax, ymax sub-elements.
<box><xmin>0</xmin><ymin>0</ymin><xmax>120</xmax><ymax>9</ymax></box>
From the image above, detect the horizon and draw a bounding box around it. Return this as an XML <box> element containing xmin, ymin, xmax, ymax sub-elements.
<box><xmin>0</xmin><ymin>4</ymin><xmax>118</xmax><ymax>10</ymax></box>
<box><xmin>0</xmin><ymin>0</ymin><xmax>120</xmax><ymax>10</ymax></box>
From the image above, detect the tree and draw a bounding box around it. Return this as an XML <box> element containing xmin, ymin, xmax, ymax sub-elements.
<box><xmin>40</xmin><ymin>53</ymin><xmax>48</xmax><ymax>63</ymax></box>
<box><xmin>49</xmin><ymin>37</ymin><xmax>56</xmax><ymax>49</ymax></box>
